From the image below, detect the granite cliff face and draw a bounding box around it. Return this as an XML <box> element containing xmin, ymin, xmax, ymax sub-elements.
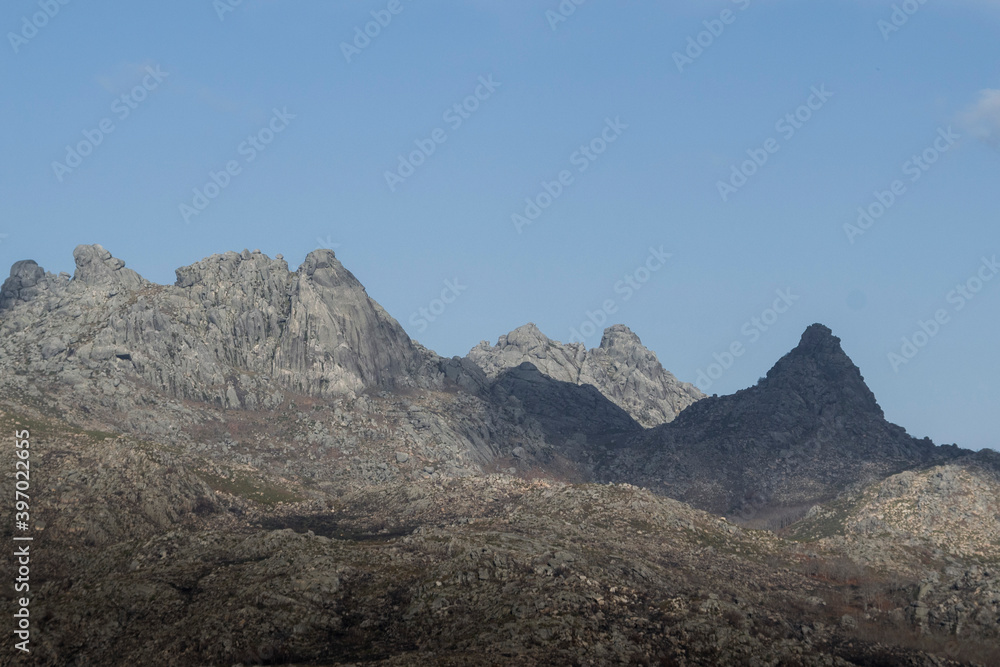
<box><xmin>0</xmin><ymin>244</ymin><xmax>433</xmax><ymax>408</ymax></box>
<box><xmin>468</xmin><ymin>323</ymin><xmax>704</xmax><ymax>427</ymax></box>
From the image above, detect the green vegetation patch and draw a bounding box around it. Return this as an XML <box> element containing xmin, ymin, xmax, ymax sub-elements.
<box><xmin>197</xmin><ymin>469</ymin><xmax>303</xmax><ymax>506</ymax></box>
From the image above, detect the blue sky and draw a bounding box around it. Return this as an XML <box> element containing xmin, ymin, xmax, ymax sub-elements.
<box><xmin>1</xmin><ymin>0</ymin><xmax>998</xmax><ymax>450</ymax></box>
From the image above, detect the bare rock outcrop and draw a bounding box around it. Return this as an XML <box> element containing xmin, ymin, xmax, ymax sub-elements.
<box><xmin>0</xmin><ymin>245</ymin><xmax>434</xmax><ymax>408</ymax></box>
<box><xmin>72</xmin><ymin>242</ymin><xmax>145</xmax><ymax>290</ymax></box>
<box><xmin>468</xmin><ymin>323</ymin><xmax>703</xmax><ymax>427</ymax></box>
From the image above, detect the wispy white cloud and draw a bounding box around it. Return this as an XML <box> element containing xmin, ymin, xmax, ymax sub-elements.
<box><xmin>957</xmin><ymin>89</ymin><xmax>1000</xmax><ymax>148</ymax></box>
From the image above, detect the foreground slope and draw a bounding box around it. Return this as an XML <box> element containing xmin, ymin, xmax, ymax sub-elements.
<box><xmin>4</xmin><ymin>402</ymin><xmax>998</xmax><ymax>665</ymax></box>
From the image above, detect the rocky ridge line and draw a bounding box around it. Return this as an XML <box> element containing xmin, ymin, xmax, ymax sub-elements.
<box><xmin>467</xmin><ymin>323</ymin><xmax>703</xmax><ymax>427</ymax></box>
<box><xmin>0</xmin><ymin>244</ymin><xmax>436</xmax><ymax>408</ymax></box>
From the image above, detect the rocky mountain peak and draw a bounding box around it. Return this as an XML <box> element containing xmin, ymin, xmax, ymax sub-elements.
<box><xmin>794</xmin><ymin>322</ymin><xmax>840</xmax><ymax>353</ymax></box>
<box><xmin>595</xmin><ymin>324</ymin><xmax>660</xmax><ymax>368</ymax></box>
<box><xmin>0</xmin><ymin>259</ymin><xmax>48</xmax><ymax>310</ymax></box>
<box><xmin>468</xmin><ymin>324</ymin><xmax>584</xmax><ymax>382</ymax></box>
<box><xmin>174</xmin><ymin>248</ymin><xmax>290</xmax><ymax>291</ymax></box>
<box><xmin>762</xmin><ymin>322</ymin><xmax>882</xmax><ymax>417</ymax></box>
<box><xmin>0</xmin><ymin>246</ymin><xmax>436</xmax><ymax>409</ymax></box>
<box><xmin>499</xmin><ymin>322</ymin><xmax>549</xmax><ymax>347</ymax></box>
<box><xmin>599</xmin><ymin>323</ymin><xmax>640</xmax><ymax>346</ymax></box>
<box><xmin>610</xmin><ymin>323</ymin><xmax>951</xmax><ymax>517</ymax></box>
<box><xmin>468</xmin><ymin>323</ymin><xmax>702</xmax><ymax>427</ymax></box>
<box><xmin>73</xmin><ymin>243</ymin><xmax>145</xmax><ymax>289</ymax></box>
<box><xmin>279</xmin><ymin>247</ymin><xmax>427</xmax><ymax>394</ymax></box>
<box><xmin>298</xmin><ymin>248</ymin><xmax>352</xmax><ymax>283</ymax></box>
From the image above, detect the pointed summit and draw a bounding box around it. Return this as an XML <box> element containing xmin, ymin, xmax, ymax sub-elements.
<box><xmin>611</xmin><ymin>323</ymin><xmax>951</xmax><ymax>517</ymax></box>
<box><xmin>795</xmin><ymin>323</ymin><xmax>840</xmax><ymax>353</ymax></box>
<box><xmin>598</xmin><ymin>323</ymin><xmax>643</xmax><ymax>351</ymax></box>
<box><xmin>762</xmin><ymin>323</ymin><xmax>882</xmax><ymax>417</ymax></box>
<box><xmin>467</xmin><ymin>323</ymin><xmax>702</xmax><ymax>427</ymax></box>
<box><xmin>275</xmin><ymin>247</ymin><xmax>426</xmax><ymax>394</ymax></box>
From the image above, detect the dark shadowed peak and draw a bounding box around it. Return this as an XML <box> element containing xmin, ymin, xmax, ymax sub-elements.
<box><xmin>762</xmin><ymin>322</ymin><xmax>881</xmax><ymax>417</ymax></box>
<box><xmin>604</xmin><ymin>323</ymin><xmax>959</xmax><ymax>517</ymax></box>
<box><xmin>794</xmin><ymin>323</ymin><xmax>841</xmax><ymax>355</ymax></box>
<box><xmin>489</xmin><ymin>361</ymin><xmax>641</xmax><ymax>450</ymax></box>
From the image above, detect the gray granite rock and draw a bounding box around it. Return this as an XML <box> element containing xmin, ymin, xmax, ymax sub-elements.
<box><xmin>0</xmin><ymin>246</ymin><xmax>434</xmax><ymax>409</ymax></box>
<box><xmin>467</xmin><ymin>323</ymin><xmax>703</xmax><ymax>427</ymax></box>
<box><xmin>72</xmin><ymin>243</ymin><xmax>145</xmax><ymax>290</ymax></box>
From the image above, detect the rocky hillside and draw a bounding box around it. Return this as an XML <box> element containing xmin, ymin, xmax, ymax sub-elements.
<box><xmin>785</xmin><ymin>456</ymin><xmax>1000</xmax><ymax>649</ymax></box>
<box><xmin>792</xmin><ymin>455</ymin><xmax>1000</xmax><ymax>564</ymax></box>
<box><xmin>468</xmin><ymin>323</ymin><xmax>703</xmax><ymax>427</ymax></box>
<box><xmin>4</xmin><ymin>397</ymin><xmax>996</xmax><ymax>665</ymax></box>
<box><xmin>1</xmin><ymin>246</ymin><xmax>997</xmax><ymax>666</ymax></box>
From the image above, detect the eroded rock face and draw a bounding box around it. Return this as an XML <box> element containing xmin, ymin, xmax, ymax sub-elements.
<box><xmin>72</xmin><ymin>243</ymin><xmax>145</xmax><ymax>290</ymax></box>
<box><xmin>467</xmin><ymin>323</ymin><xmax>703</xmax><ymax>427</ymax></box>
<box><xmin>0</xmin><ymin>259</ymin><xmax>50</xmax><ymax>310</ymax></box>
<box><xmin>0</xmin><ymin>245</ymin><xmax>433</xmax><ymax>408</ymax></box>
<box><xmin>583</xmin><ymin>324</ymin><xmax>705</xmax><ymax>428</ymax></box>
<box><xmin>468</xmin><ymin>323</ymin><xmax>587</xmax><ymax>382</ymax></box>
<box><xmin>275</xmin><ymin>250</ymin><xmax>427</xmax><ymax>395</ymax></box>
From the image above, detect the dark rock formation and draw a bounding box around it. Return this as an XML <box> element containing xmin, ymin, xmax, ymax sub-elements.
<box><xmin>602</xmin><ymin>324</ymin><xmax>965</xmax><ymax>518</ymax></box>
